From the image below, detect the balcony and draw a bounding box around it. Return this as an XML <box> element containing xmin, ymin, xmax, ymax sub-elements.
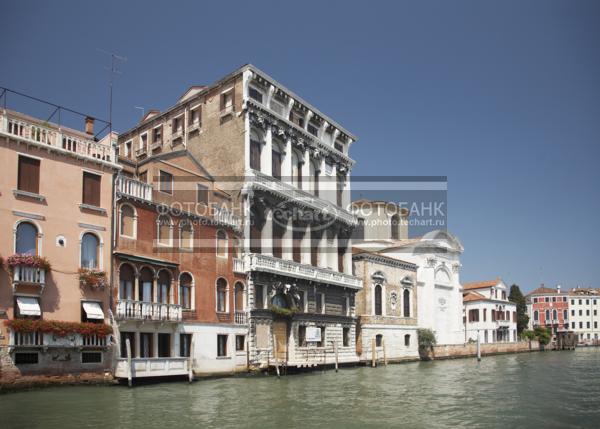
<box><xmin>246</xmin><ymin>170</ymin><xmax>356</xmax><ymax>226</ymax></box>
<box><xmin>220</xmin><ymin>105</ymin><xmax>235</xmax><ymax>117</ymax></box>
<box><xmin>233</xmin><ymin>257</ymin><xmax>245</xmax><ymax>274</ymax></box>
<box><xmin>114</xmin><ymin>357</ymin><xmax>190</xmax><ymax>379</ymax></box>
<box><xmin>0</xmin><ymin>110</ymin><xmax>118</xmax><ymax>167</ymax></box>
<box><xmin>11</xmin><ymin>331</ymin><xmax>108</xmax><ymax>348</ymax></box>
<box><xmin>116</xmin><ymin>175</ymin><xmax>153</xmax><ymax>202</ymax></box>
<box><xmin>213</xmin><ymin>206</ymin><xmax>242</xmax><ymax>230</ymax></box>
<box><xmin>235</xmin><ymin>311</ymin><xmax>247</xmax><ymax>325</ymax></box>
<box><xmin>115</xmin><ymin>300</ymin><xmax>182</xmax><ymax>322</ymax></box>
<box><xmin>12</xmin><ymin>265</ymin><xmax>46</xmax><ymax>291</ymax></box>
<box><xmin>135</xmin><ymin>146</ymin><xmax>147</xmax><ymax>157</ymax></box>
<box><xmin>245</xmin><ymin>254</ymin><xmax>362</xmax><ymax>290</ymax></box>
<box><xmin>496</xmin><ymin>319</ymin><xmax>512</xmax><ymax>327</ymax></box>
<box><xmin>150</xmin><ymin>140</ymin><xmax>163</xmax><ymax>151</ymax></box>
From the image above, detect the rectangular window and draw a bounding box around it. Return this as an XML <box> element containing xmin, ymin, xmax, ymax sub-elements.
<box><xmin>217</xmin><ymin>334</ymin><xmax>228</xmax><ymax>357</ymax></box>
<box><xmin>270</xmin><ymin>99</ymin><xmax>285</xmax><ymax>116</ymax></box>
<box><xmin>255</xmin><ymin>285</ymin><xmax>264</xmax><ymax>309</ymax></box>
<box><xmin>140</xmin><ymin>133</ymin><xmax>148</xmax><ymax>151</ymax></box>
<box><xmin>307</xmin><ymin>123</ymin><xmax>319</xmax><ymax>137</ymax></box>
<box><xmin>82</xmin><ymin>172</ymin><xmax>101</xmax><ymax>206</ymax></box>
<box><xmin>343</xmin><ymin>327</ymin><xmax>350</xmax><ymax>347</ymax></box>
<box><xmin>14</xmin><ymin>352</ymin><xmax>38</xmax><ymax>365</ymax></box>
<box><xmin>298</xmin><ymin>326</ymin><xmax>306</xmax><ymax>347</ymax></box>
<box><xmin>334</xmin><ymin>142</ymin><xmax>344</xmax><ymax>153</ymax></box>
<box><xmin>140</xmin><ymin>333</ymin><xmax>153</xmax><ymax>358</ymax></box>
<box><xmin>152</xmin><ymin>125</ymin><xmax>163</xmax><ymax>144</ymax></box>
<box><xmin>318</xmin><ymin>327</ymin><xmax>325</xmax><ymax>347</ymax></box>
<box><xmin>316</xmin><ymin>293</ymin><xmax>325</xmax><ymax>314</ymax></box>
<box><xmin>18</xmin><ymin>156</ymin><xmax>41</xmax><ymax>194</ymax></box>
<box><xmin>158</xmin><ymin>333</ymin><xmax>171</xmax><ymax>358</ymax></box>
<box><xmin>172</xmin><ymin>116</ymin><xmax>184</xmax><ymax>134</ymax></box>
<box><xmin>572</xmin><ymin>309</ymin><xmax>575</xmax><ymax>316</ymax></box>
<box><xmin>250</xmin><ymin>140</ymin><xmax>261</xmax><ymax>170</ymax></box>
<box><xmin>189</xmin><ymin>107</ymin><xmax>201</xmax><ymax>126</ymax></box>
<box><xmin>533</xmin><ymin>298</ymin><xmax>538</xmax><ymax>303</ymax></box>
<box><xmin>220</xmin><ymin>90</ymin><xmax>234</xmax><ymax>112</ymax></box>
<box><xmin>159</xmin><ymin>170</ymin><xmax>173</xmax><ymax>194</ymax></box>
<box><xmin>125</xmin><ymin>141</ymin><xmax>132</xmax><ymax>158</ymax></box>
<box><xmin>249</xmin><ymin>87</ymin><xmax>263</xmax><ymax>103</ymax></box>
<box><xmin>81</xmin><ymin>352</ymin><xmax>102</xmax><ymax>364</ymax></box>
<box><xmin>180</xmin><ymin>334</ymin><xmax>192</xmax><ymax>357</ymax></box>
<box><xmin>236</xmin><ymin>335</ymin><xmax>245</xmax><ymax>352</ymax></box>
<box><xmin>272</xmin><ymin>150</ymin><xmax>282</xmax><ymax>179</ymax></box>
<box><xmin>120</xmin><ymin>332</ymin><xmax>135</xmax><ymax>358</ymax></box>
<box><xmin>197</xmin><ymin>184</ymin><xmax>209</xmax><ymax>204</ymax></box>
<box><xmin>404</xmin><ymin>334</ymin><xmax>411</xmax><ymax>347</ymax></box>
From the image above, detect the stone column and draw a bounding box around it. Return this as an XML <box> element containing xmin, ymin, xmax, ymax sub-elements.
<box><xmin>153</xmin><ymin>332</ymin><xmax>159</xmax><ymax>358</ymax></box>
<box><xmin>262</xmin><ymin>208</ymin><xmax>273</xmax><ymax>256</ymax></box>
<box><xmin>152</xmin><ymin>275</ymin><xmax>158</xmax><ymax>303</ymax></box>
<box><xmin>344</xmin><ymin>240</ymin><xmax>353</xmax><ymax>275</ymax></box>
<box><xmin>282</xmin><ymin>215</ymin><xmax>293</xmax><ymax>261</ymax></box>
<box><xmin>134</xmin><ymin>331</ymin><xmax>141</xmax><ymax>358</ymax></box>
<box><xmin>134</xmin><ymin>274</ymin><xmax>140</xmax><ymax>301</ymax></box>
<box><xmin>330</xmin><ymin>232</ymin><xmax>338</xmax><ymax>271</ymax></box>
<box><xmin>300</xmin><ymin>224</ymin><xmax>310</xmax><ymax>265</ymax></box>
<box><xmin>283</xmin><ymin>137</ymin><xmax>293</xmax><ymax>185</ymax></box>
<box><xmin>264</xmin><ymin>126</ymin><xmax>273</xmax><ymax>176</ymax></box>
<box><xmin>301</xmin><ymin>148</ymin><xmax>310</xmax><ymax>192</ymax></box>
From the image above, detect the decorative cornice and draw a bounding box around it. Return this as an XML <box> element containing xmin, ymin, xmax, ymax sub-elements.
<box><xmin>353</xmin><ymin>253</ymin><xmax>417</xmax><ymax>272</ymax></box>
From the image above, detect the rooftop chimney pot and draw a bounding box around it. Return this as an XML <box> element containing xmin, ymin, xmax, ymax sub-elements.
<box><xmin>85</xmin><ymin>117</ymin><xmax>94</xmax><ymax>135</ymax></box>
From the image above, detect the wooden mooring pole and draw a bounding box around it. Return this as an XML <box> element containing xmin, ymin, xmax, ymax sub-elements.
<box><xmin>126</xmin><ymin>338</ymin><xmax>132</xmax><ymax>387</ymax></box>
<box><xmin>383</xmin><ymin>339</ymin><xmax>388</xmax><ymax>366</ymax></box>
<box><xmin>272</xmin><ymin>333</ymin><xmax>280</xmax><ymax>378</ymax></box>
<box><xmin>333</xmin><ymin>340</ymin><xmax>339</xmax><ymax>372</ymax></box>
<box><xmin>371</xmin><ymin>337</ymin><xmax>376</xmax><ymax>367</ymax></box>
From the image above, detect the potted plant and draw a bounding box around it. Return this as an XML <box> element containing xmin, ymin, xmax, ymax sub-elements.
<box><xmin>78</xmin><ymin>268</ymin><xmax>108</xmax><ymax>291</ymax></box>
<box><xmin>5</xmin><ymin>253</ymin><xmax>51</xmax><ymax>272</ymax></box>
<box><xmin>418</xmin><ymin>328</ymin><xmax>437</xmax><ymax>361</ymax></box>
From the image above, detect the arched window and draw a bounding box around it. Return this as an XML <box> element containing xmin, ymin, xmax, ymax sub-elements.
<box><xmin>391</xmin><ymin>214</ymin><xmax>400</xmax><ymax>240</ymax></box>
<box><xmin>404</xmin><ymin>334</ymin><xmax>410</xmax><ymax>347</ymax></box>
<box><xmin>119</xmin><ymin>264</ymin><xmax>135</xmax><ymax>300</ymax></box>
<box><xmin>216</xmin><ymin>278</ymin><xmax>228</xmax><ymax>312</ymax></box>
<box><xmin>403</xmin><ymin>289</ymin><xmax>410</xmax><ymax>317</ymax></box>
<box><xmin>216</xmin><ymin>230</ymin><xmax>228</xmax><ymax>257</ymax></box>
<box><xmin>250</xmin><ymin>129</ymin><xmax>262</xmax><ymax>171</ymax></box>
<box><xmin>158</xmin><ymin>270</ymin><xmax>171</xmax><ymax>304</ymax></box>
<box><xmin>234</xmin><ymin>282</ymin><xmax>245</xmax><ymax>312</ymax></box>
<box><xmin>375</xmin><ymin>334</ymin><xmax>383</xmax><ymax>347</ymax></box>
<box><xmin>310</xmin><ymin>160</ymin><xmax>320</xmax><ymax>196</ymax></box>
<box><xmin>120</xmin><ymin>204</ymin><xmax>136</xmax><ymax>237</ymax></box>
<box><xmin>15</xmin><ymin>222</ymin><xmax>38</xmax><ymax>255</ymax></box>
<box><xmin>563</xmin><ymin>309</ymin><xmax>567</xmax><ymax>320</ymax></box>
<box><xmin>545</xmin><ymin>309</ymin><xmax>550</xmax><ymax>321</ymax></box>
<box><xmin>552</xmin><ymin>309</ymin><xmax>557</xmax><ymax>321</ymax></box>
<box><xmin>179</xmin><ymin>272</ymin><xmax>193</xmax><ymax>310</ymax></box>
<box><xmin>180</xmin><ymin>219</ymin><xmax>193</xmax><ymax>250</ymax></box>
<box><xmin>374</xmin><ymin>284</ymin><xmax>382</xmax><ymax>316</ymax></box>
<box><xmin>140</xmin><ymin>267</ymin><xmax>154</xmax><ymax>302</ymax></box>
<box><xmin>157</xmin><ymin>215</ymin><xmax>172</xmax><ymax>246</ymax></box>
<box><xmin>533</xmin><ymin>310</ymin><xmax>539</xmax><ymax>321</ymax></box>
<box><xmin>81</xmin><ymin>233</ymin><xmax>99</xmax><ymax>269</ymax></box>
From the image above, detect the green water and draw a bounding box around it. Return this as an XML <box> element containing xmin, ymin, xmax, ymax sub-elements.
<box><xmin>2</xmin><ymin>349</ymin><xmax>599</xmax><ymax>428</ymax></box>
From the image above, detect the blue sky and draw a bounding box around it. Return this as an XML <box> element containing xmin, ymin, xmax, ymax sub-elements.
<box><xmin>2</xmin><ymin>0</ymin><xmax>599</xmax><ymax>292</ymax></box>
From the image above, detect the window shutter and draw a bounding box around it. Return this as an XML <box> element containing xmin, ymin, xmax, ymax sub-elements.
<box><xmin>220</xmin><ymin>93</ymin><xmax>225</xmax><ymax>111</ymax></box>
<box><xmin>18</xmin><ymin>156</ymin><xmax>40</xmax><ymax>194</ymax></box>
<box><xmin>82</xmin><ymin>172</ymin><xmax>101</xmax><ymax>206</ymax></box>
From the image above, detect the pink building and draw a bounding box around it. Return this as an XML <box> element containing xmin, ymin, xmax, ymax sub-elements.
<box><xmin>0</xmin><ymin>97</ymin><xmax>120</xmax><ymax>379</ymax></box>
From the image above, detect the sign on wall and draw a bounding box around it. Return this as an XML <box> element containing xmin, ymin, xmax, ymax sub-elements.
<box><xmin>306</xmin><ymin>326</ymin><xmax>321</xmax><ymax>342</ymax></box>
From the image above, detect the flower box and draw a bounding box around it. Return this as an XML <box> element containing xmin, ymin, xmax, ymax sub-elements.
<box><xmin>78</xmin><ymin>269</ymin><xmax>108</xmax><ymax>291</ymax></box>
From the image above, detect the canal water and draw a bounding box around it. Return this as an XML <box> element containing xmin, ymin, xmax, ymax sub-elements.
<box><xmin>2</xmin><ymin>348</ymin><xmax>600</xmax><ymax>428</ymax></box>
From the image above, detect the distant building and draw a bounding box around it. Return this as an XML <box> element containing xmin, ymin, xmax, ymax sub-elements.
<box><xmin>352</xmin><ymin>200</ymin><xmax>465</xmax><ymax>345</ymax></box>
<box><xmin>462</xmin><ymin>279</ymin><xmax>517</xmax><ymax>343</ymax></box>
<box><xmin>353</xmin><ymin>252</ymin><xmax>418</xmax><ymax>363</ymax></box>
<box><xmin>526</xmin><ymin>285</ymin><xmax>569</xmax><ymax>342</ymax></box>
<box><xmin>0</xmin><ymin>106</ymin><xmax>120</xmax><ymax>377</ymax></box>
<box><xmin>566</xmin><ymin>288</ymin><xmax>599</xmax><ymax>344</ymax></box>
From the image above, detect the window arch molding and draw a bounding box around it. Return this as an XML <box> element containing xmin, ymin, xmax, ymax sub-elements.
<box><xmin>179</xmin><ymin>271</ymin><xmax>195</xmax><ymax>310</ymax></box>
<box><xmin>119</xmin><ymin>203</ymin><xmax>137</xmax><ymax>239</ymax></box>
<box><xmin>156</xmin><ymin>214</ymin><xmax>174</xmax><ymax>247</ymax></box>
<box><xmin>215</xmin><ymin>277</ymin><xmax>229</xmax><ymax>313</ymax></box>
<box><xmin>373</xmin><ymin>283</ymin><xmax>384</xmax><ymax>316</ymax></box>
<box><xmin>403</xmin><ymin>288</ymin><xmax>411</xmax><ymax>318</ymax></box>
<box><xmin>234</xmin><ymin>281</ymin><xmax>246</xmax><ymax>312</ymax></box>
<box><xmin>13</xmin><ymin>219</ymin><xmax>43</xmax><ymax>255</ymax></box>
<box><xmin>179</xmin><ymin>218</ymin><xmax>194</xmax><ymax>250</ymax></box>
<box><xmin>216</xmin><ymin>229</ymin><xmax>228</xmax><ymax>258</ymax></box>
<box><xmin>79</xmin><ymin>230</ymin><xmax>103</xmax><ymax>270</ymax></box>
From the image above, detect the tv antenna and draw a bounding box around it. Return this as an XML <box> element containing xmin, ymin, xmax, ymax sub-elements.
<box><xmin>98</xmin><ymin>49</ymin><xmax>126</xmax><ymax>134</ymax></box>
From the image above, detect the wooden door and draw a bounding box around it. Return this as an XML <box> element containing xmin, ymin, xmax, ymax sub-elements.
<box><xmin>272</xmin><ymin>321</ymin><xmax>288</xmax><ymax>362</ymax></box>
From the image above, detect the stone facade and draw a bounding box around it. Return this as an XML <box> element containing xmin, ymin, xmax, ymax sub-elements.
<box><xmin>353</xmin><ymin>253</ymin><xmax>419</xmax><ymax>363</ymax></box>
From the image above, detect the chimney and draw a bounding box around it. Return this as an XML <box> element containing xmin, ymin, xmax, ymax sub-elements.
<box><xmin>85</xmin><ymin>117</ymin><xmax>95</xmax><ymax>135</ymax></box>
<box><xmin>556</xmin><ymin>284</ymin><xmax>561</xmax><ymax>294</ymax></box>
